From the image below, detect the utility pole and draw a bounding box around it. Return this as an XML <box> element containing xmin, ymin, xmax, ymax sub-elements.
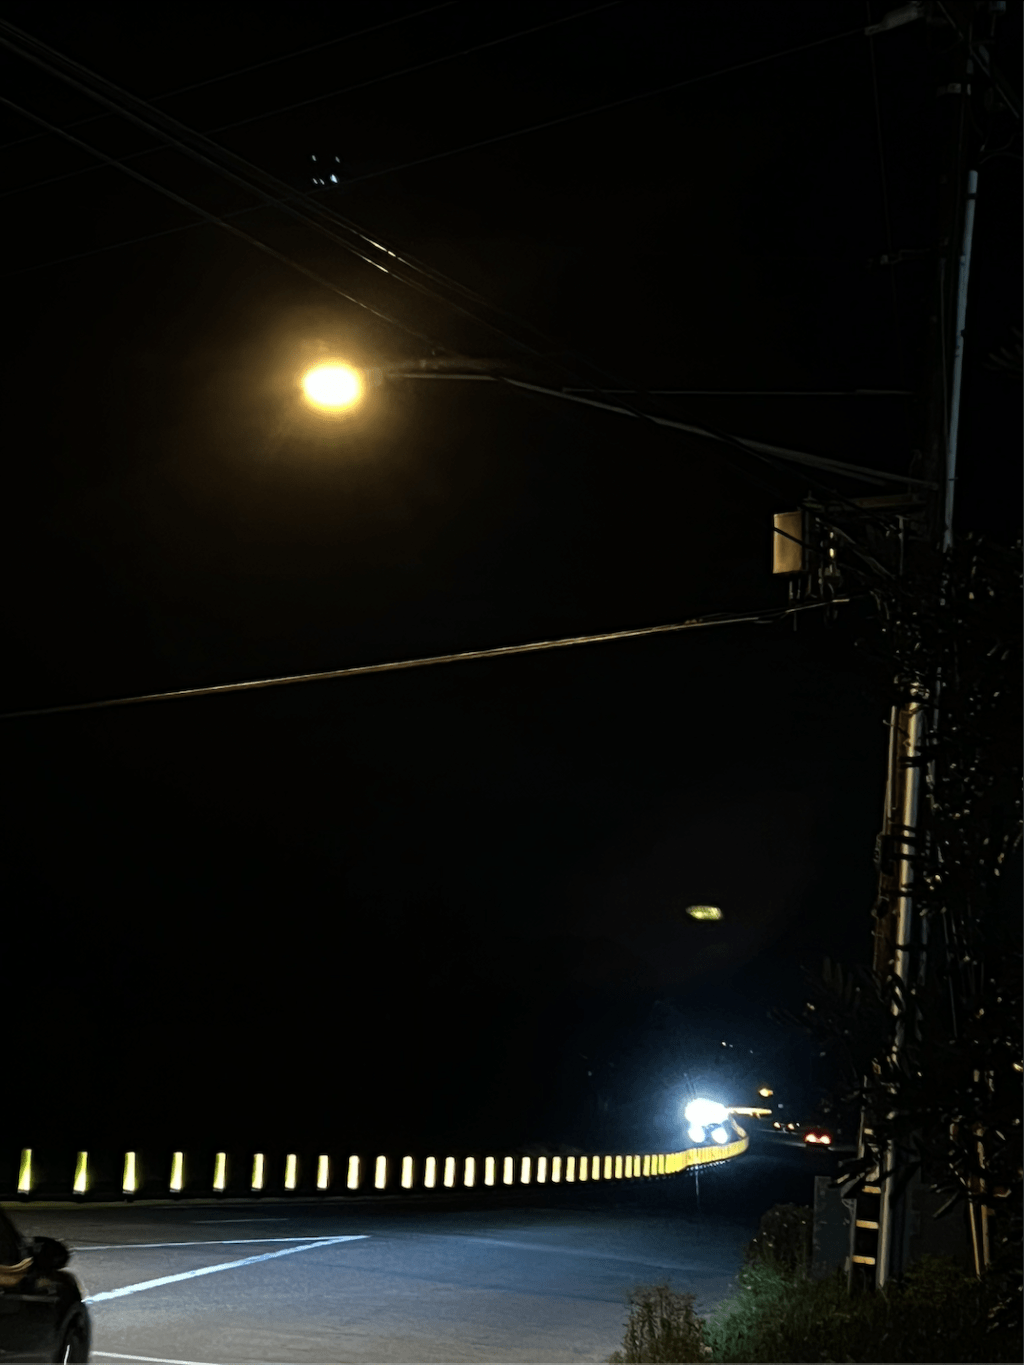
<box><xmin>771</xmin><ymin>1</ymin><xmax>995</xmax><ymax>1293</ymax></box>
<box><xmin>853</xmin><ymin>0</ymin><xmax>986</xmax><ymax>1293</ymax></box>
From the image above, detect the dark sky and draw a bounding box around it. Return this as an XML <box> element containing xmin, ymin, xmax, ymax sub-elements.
<box><xmin>1</xmin><ymin>2</ymin><xmax>1020</xmax><ymax>1158</ymax></box>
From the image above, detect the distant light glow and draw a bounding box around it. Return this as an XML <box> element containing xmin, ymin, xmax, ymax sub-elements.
<box><xmin>687</xmin><ymin>1124</ymin><xmax>705</xmax><ymax>1144</ymax></box>
<box><xmin>302</xmin><ymin>363</ymin><xmax>363</xmax><ymax>410</ymax></box>
<box><xmin>685</xmin><ymin>1098</ymin><xmax>729</xmax><ymax>1126</ymax></box>
<box><xmin>711</xmin><ymin>1126</ymin><xmax>729</xmax><ymax>1144</ymax></box>
<box><xmin>758</xmin><ymin>1087</ymin><xmax>774</xmax><ymax>1097</ymax></box>
<box><xmin>685</xmin><ymin>904</ymin><xmax>722</xmax><ymax>921</ymax></box>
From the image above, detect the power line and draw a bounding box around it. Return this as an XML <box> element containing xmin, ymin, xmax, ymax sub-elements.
<box><xmin>0</xmin><ymin>91</ymin><xmax>446</xmax><ymax>356</ymax></box>
<box><xmin>0</xmin><ymin>12</ymin><xmax>877</xmax><ymax>421</ymax></box>
<box><xmin>0</xmin><ymin>597</ymin><xmax>860</xmax><ymax>722</ymax></box>
<box><xmin>0</xmin><ymin>197</ymin><xmax>266</xmax><ymax>279</ymax></box>
<box><xmin>297</xmin><ymin>20</ymin><xmax>867</xmax><ymax>190</ymax></box>
<box><xmin>560</xmin><ymin>388</ymin><xmax>915</xmax><ymax>396</ymax></box>
<box><xmin>0</xmin><ymin>10</ymin><xmax>638</xmax><ymax>404</ymax></box>
<box><xmin>0</xmin><ymin>2</ymin><xmax>459</xmax><ymax>155</ymax></box>
<box><xmin>387</xmin><ymin>371</ymin><xmax>935</xmax><ymax>489</ymax></box>
<box><xmin>0</xmin><ymin>17</ymin><xmax>912</xmax><ymax>516</ymax></box>
<box><xmin>0</xmin><ymin>8</ymin><xmax>862</xmax><ymax>399</ymax></box>
<box><xmin>0</xmin><ymin>4</ymin><xmax>620</xmax><ymax>203</ymax></box>
<box><xmin>0</xmin><ymin>86</ymin><xmax>913</xmax><ymax>523</ymax></box>
<box><xmin>206</xmin><ymin>1</ymin><xmax>623</xmax><ymax>138</ymax></box>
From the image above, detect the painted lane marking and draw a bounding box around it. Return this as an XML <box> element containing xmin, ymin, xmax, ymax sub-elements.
<box><xmin>71</xmin><ymin>1236</ymin><xmax>346</xmax><ymax>1250</ymax></box>
<box><xmin>81</xmin><ymin>1234</ymin><xmax>367</xmax><ymax>1303</ymax></box>
<box><xmin>92</xmin><ymin>1354</ymin><xmax>234</xmax><ymax>1364</ymax></box>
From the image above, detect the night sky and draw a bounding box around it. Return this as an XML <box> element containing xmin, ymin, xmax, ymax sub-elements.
<box><xmin>2</xmin><ymin>2</ymin><xmax>1020</xmax><ymax>1160</ymax></box>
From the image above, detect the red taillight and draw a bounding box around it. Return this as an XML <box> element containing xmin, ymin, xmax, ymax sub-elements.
<box><xmin>820</xmin><ymin>1134</ymin><xmax>832</xmax><ymax>1144</ymax></box>
<box><xmin>805</xmin><ymin>1133</ymin><xmax>817</xmax><ymax>1143</ymax></box>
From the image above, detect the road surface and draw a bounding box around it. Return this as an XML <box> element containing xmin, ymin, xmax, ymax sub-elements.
<box><xmin>6</xmin><ymin>1140</ymin><xmax>839</xmax><ymax>1363</ymax></box>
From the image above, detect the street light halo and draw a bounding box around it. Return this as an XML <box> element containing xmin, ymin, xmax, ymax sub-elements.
<box><xmin>302</xmin><ymin>362</ymin><xmax>363</xmax><ymax>411</ymax></box>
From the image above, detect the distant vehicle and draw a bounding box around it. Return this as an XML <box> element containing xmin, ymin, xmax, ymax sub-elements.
<box><xmin>804</xmin><ymin>1127</ymin><xmax>834</xmax><ymax>1146</ymax></box>
<box><xmin>0</xmin><ymin>1204</ymin><xmax>90</xmax><ymax>1360</ymax></box>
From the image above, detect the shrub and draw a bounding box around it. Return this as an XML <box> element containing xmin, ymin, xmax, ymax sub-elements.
<box><xmin>607</xmin><ymin>1282</ymin><xmax>712</xmax><ymax>1363</ymax></box>
<box><xmin>742</xmin><ymin>1203</ymin><xmax>812</xmax><ymax>1278</ymax></box>
<box><xmin>703</xmin><ymin>1252</ymin><xmax>1023</xmax><ymax>1362</ymax></box>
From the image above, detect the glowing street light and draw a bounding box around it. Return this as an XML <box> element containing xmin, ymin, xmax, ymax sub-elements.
<box><xmin>301</xmin><ymin>362</ymin><xmax>364</xmax><ymax>411</ymax></box>
<box><xmin>685</xmin><ymin>904</ymin><xmax>722</xmax><ymax>921</ymax></box>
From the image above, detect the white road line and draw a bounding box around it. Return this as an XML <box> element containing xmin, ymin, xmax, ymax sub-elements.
<box><xmin>92</xmin><ymin>1354</ymin><xmax>233</xmax><ymax>1364</ymax></box>
<box><xmin>81</xmin><ymin>1235</ymin><xmax>367</xmax><ymax>1303</ymax></box>
<box><xmin>71</xmin><ymin>1236</ymin><xmax>346</xmax><ymax>1250</ymax></box>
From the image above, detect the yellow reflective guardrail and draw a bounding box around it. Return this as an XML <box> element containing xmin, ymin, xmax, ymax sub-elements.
<box><xmin>7</xmin><ymin>1127</ymin><xmax>748</xmax><ymax>1202</ymax></box>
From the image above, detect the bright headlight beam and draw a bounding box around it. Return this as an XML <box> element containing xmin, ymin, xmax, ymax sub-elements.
<box><xmin>711</xmin><ymin>1126</ymin><xmax>729</xmax><ymax>1144</ymax></box>
<box><xmin>687</xmin><ymin>1125</ymin><xmax>705</xmax><ymax>1144</ymax></box>
<box><xmin>684</xmin><ymin>1098</ymin><xmax>729</xmax><ymax>1126</ymax></box>
<box><xmin>302</xmin><ymin>363</ymin><xmax>362</xmax><ymax>410</ymax></box>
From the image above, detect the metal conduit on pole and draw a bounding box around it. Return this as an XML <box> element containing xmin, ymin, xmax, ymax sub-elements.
<box><xmin>875</xmin><ymin>686</ymin><xmax>927</xmax><ymax>1290</ymax></box>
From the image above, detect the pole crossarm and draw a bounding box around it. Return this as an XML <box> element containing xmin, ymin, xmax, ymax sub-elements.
<box><xmin>0</xmin><ymin>597</ymin><xmax>855</xmax><ymax>721</ymax></box>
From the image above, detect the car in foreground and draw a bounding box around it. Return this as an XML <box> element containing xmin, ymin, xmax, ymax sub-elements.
<box><xmin>0</xmin><ymin>1205</ymin><xmax>90</xmax><ymax>1361</ymax></box>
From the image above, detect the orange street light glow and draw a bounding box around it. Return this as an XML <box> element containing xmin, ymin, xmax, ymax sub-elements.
<box><xmin>302</xmin><ymin>363</ymin><xmax>363</xmax><ymax>410</ymax></box>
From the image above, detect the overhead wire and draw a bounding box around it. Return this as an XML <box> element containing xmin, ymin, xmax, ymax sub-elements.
<box><xmin>203</xmin><ymin>1</ymin><xmax>623</xmax><ymax>138</ymax></box>
<box><xmin>0</xmin><ymin>106</ymin><xmax>909</xmax><ymax>539</ymax></box>
<box><xmin>307</xmin><ymin>19</ymin><xmax>867</xmax><ymax>192</ymax></box>
<box><xmin>0</xmin><ymin>91</ymin><xmax>445</xmax><ymax>355</ymax></box>
<box><xmin>0</xmin><ymin>19</ymin><xmax>916</xmax><ymax>716</ymax></box>
<box><xmin>0</xmin><ymin>9</ymin><xmax>636</xmax><ymax>403</ymax></box>
<box><xmin>0</xmin><ymin>2</ymin><xmax>458</xmax><ymax>154</ymax></box>
<box><xmin>0</xmin><ymin>3</ymin><xmax>621</xmax><ymax>203</ymax></box>
<box><xmin>0</xmin><ymin>596</ymin><xmax>864</xmax><ymax>722</ymax></box>
<box><xmin>0</xmin><ymin>12</ymin><xmax>912</xmax><ymax>520</ymax></box>
<box><xmin>0</xmin><ymin>12</ymin><xmax>870</xmax><ymax>401</ymax></box>
<box><xmin>0</xmin><ymin>7</ymin><xmax>860</xmax><ymax>392</ymax></box>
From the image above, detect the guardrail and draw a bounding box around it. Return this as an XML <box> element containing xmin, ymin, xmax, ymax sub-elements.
<box><xmin>2</xmin><ymin>1128</ymin><xmax>748</xmax><ymax>1204</ymax></box>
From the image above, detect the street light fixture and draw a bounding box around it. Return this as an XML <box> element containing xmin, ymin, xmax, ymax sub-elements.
<box><xmin>301</xmin><ymin>362</ymin><xmax>364</xmax><ymax>411</ymax></box>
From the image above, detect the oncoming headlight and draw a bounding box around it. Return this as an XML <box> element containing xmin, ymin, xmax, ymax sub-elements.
<box><xmin>684</xmin><ymin>1098</ymin><xmax>729</xmax><ymax>1126</ymax></box>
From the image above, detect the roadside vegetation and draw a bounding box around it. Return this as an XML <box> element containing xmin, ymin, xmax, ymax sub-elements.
<box><xmin>606</xmin><ymin>1202</ymin><xmax>1023</xmax><ymax>1363</ymax></box>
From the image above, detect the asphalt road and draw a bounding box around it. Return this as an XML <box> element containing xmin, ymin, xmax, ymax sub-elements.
<box><xmin>6</xmin><ymin>1141</ymin><xmax>843</xmax><ymax>1363</ymax></box>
